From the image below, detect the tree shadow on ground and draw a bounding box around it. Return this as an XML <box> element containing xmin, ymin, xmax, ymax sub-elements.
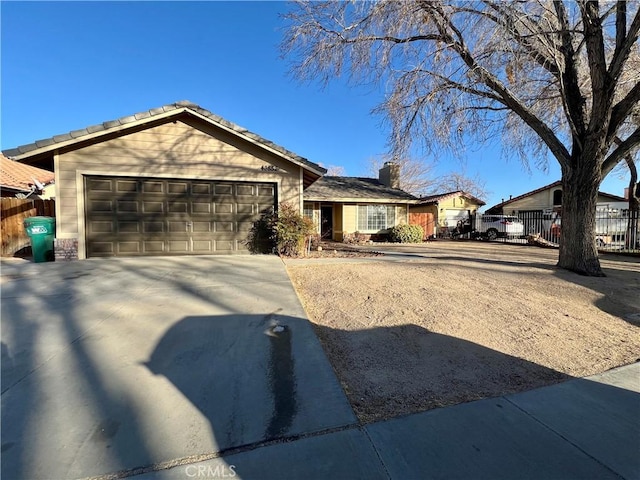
<box><xmin>312</xmin><ymin>323</ymin><xmax>572</xmax><ymax>424</ymax></box>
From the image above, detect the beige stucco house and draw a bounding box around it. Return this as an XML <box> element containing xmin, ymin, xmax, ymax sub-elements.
<box><xmin>410</xmin><ymin>191</ymin><xmax>486</xmax><ymax>237</ymax></box>
<box><xmin>3</xmin><ymin>101</ymin><xmax>326</xmax><ymax>258</ymax></box>
<box><xmin>486</xmin><ymin>181</ymin><xmax>628</xmax><ymax>215</ymax></box>
<box><xmin>303</xmin><ymin>162</ymin><xmax>418</xmax><ymax>241</ymax></box>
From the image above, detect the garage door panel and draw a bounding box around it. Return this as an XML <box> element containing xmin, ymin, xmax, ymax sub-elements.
<box><xmin>168</xmin><ymin>182</ymin><xmax>189</xmax><ymax>194</ymax></box>
<box><xmin>142</xmin><ymin>181</ymin><xmax>164</xmax><ymax>193</ymax></box>
<box><xmin>91</xmin><ymin>221</ymin><xmax>114</xmax><ymax>233</ymax></box>
<box><xmin>192</xmin><ymin>202</ymin><xmax>212</xmax><ymax>214</ymax></box>
<box><xmin>116</xmin><ymin>180</ymin><xmax>138</xmax><ymax>193</ymax></box>
<box><xmin>90</xmin><ymin>200</ymin><xmax>114</xmax><ymax>213</ymax></box>
<box><xmin>89</xmin><ymin>178</ymin><xmax>114</xmax><ymax>192</ymax></box>
<box><xmin>214</xmin><ymin>221</ymin><xmax>234</xmax><ymax>232</ymax></box>
<box><xmin>118</xmin><ymin>242</ymin><xmax>141</xmax><ymax>254</ymax></box>
<box><xmin>143</xmin><ymin>241</ymin><xmax>165</xmax><ymax>253</ymax></box>
<box><xmin>117</xmin><ymin>200</ymin><xmax>138</xmax><ymax>213</ymax></box>
<box><xmin>215</xmin><ymin>203</ymin><xmax>233</xmax><ymax>214</ymax></box>
<box><xmin>143</xmin><ymin>221</ymin><xmax>165</xmax><ymax>233</ymax></box>
<box><xmin>192</xmin><ymin>240</ymin><xmax>213</xmax><ymax>252</ymax></box>
<box><xmin>118</xmin><ymin>222</ymin><xmax>140</xmax><ymax>233</ymax></box>
<box><xmin>168</xmin><ymin>202</ymin><xmax>188</xmax><ymax>213</ymax></box>
<box><xmin>214</xmin><ymin>240</ymin><xmax>235</xmax><ymax>251</ymax></box>
<box><xmin>168</xmin><ymin>240</ymin><xmax>190</xmax><ymax>252</ymax></box>
<box><xmin>85</xmin><ymin>176</ymin><xmax>276</xmax><ymax>257</ymax></box>
<box><xmin>143</xmin><ymin>201</ymin><xmax>164</xmax><ymax>213</ymax></box>
<box><xmin>90</xmin><ymin>242</ymin><xmax>115</xmax><ymax>255</ymax></box>
<box><xmin>214</xmin><ymin>184</ymin><xmax>233</xmax><ymax>195</ymax></box>
<box><xmin>192</xmin><ymin>222</ymin><xmax>212</xmax><ymax>233</ymax></box>
<box><xmin>192</xmin><ymin>183</ymin><xmax>212</xmax><ymax>195</ymax></box>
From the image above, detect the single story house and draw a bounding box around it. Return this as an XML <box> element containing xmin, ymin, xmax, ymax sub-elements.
<box><xmin>303</xmin><ymin>162</ymin><xmax>419</xmax><ymax>241</ymax></box>
<box><xmin>410</xmin><ymin>191</ymin><xmax>486</xmax><ymax>237</ymax></box>
<box><xmin>486</xmin><ymin>181</ymin><xmax>628</xmax><ymax>215</ymax></box>
<box><xmin>0</xmin><ymin>153</ymin><xmax>55</xmax><ymax>198</ymax></box>
<box><xmin>3</xmin><ymin>101</ymin><xmax>326</xmax><ymax>258</ymax></box>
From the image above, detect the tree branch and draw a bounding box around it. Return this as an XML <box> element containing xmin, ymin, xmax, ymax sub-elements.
<box><xmin>553</xmin><ymin>0</ymin><xmax>588</xmax><ymax>143</ymax></box>
<box><xmin>609</xmin><ymin>4</ymin><xmax>640</xmax><ymax>82</ymax></box>
<box><xmin>602</xmin><ymin>126</ymin><xmax>640</xmax><ymax>176</ymax></box>
<box><xmin>421</xmin><ymin>2</ymin><xmax>571</xmax><ymax>167</ymax></box>
<box><xmin>608</xmin><ymin>81</ymin><xmax>640</xmax><ymax>143</ymax></box>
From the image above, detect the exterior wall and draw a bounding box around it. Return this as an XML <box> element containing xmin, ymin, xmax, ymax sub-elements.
<box><xmin>435</xmin><ymin>196</ymin><xmax>482</xmax><ymax>227</ymax></box>
<box><xmin>503</xmin><ymin>188</ymin><xmax>625</xmax><ymax>214</ymax></box>
<box><xmin>503</xmin><ymin>189</ymin><xmax>559</xmax><ymax>214</ymax></box>
<box><xmin>333</xmin><ymin>202</ymin><xmax>410</xmax><ymax>240</ymax></box>
<box><xmin>57</xmin><ymin>118</ymin><xmax>303</xmax><ymax>258</ymax></box>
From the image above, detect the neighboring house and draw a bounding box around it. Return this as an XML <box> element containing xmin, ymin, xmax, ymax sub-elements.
<box><xmin>0</xmin><ymin>153</ymin><xmax>55</xmax><ymax>198</ymax></box>
<box><xmin>485</xmin><ymin>181</ymin><xmax>628</xmax><ymax>215</ymax></box>
<box><xmin>303</xmin><ymin>162</ymin><xmax>418</xmax><ymax>241</ymax></box>
<box><xmin>2</xmin><ymin>101</ymin><xmax>326</xmax><ymax>259</ymax></box>
<box><xmin>411</xmin><ymin>191</ymin><xmax>486</xmax><ymax>237</ymax></box>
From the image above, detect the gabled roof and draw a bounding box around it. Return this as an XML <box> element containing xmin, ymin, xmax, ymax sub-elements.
<box><xmin>303</xmin><ymin>176</ymin><xmax>418</xmax><ymax>202</ymax></box>
<box><xmin>2</xmin><ymin>100</ymin><xmax>327</xmax><ymax>179</ymax></box>
<box><xmin>486</xmin><ymin>180</ymin><xmax>627</xmax><ymax>212</ymax></box>
<box><xmin>417</xmin><ymin>190</ymin><xmax>486</xmax><ymax>206</ymax></box>
<box><xmin>0</xmin><ymin>154</ymin><xmax>54</xmax><ymax>193</ymax></box>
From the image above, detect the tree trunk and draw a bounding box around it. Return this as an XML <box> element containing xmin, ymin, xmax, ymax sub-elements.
<box><xmin>557</xmin><ymin>166</ymin><xmax>605</xmax><ymax>276</ymax></box>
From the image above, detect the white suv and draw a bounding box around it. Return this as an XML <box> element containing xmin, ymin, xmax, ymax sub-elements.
<box><xmin>479</xmin><ymin>215</ymin><xmax>524</xmax><ymax>240</ymax></box>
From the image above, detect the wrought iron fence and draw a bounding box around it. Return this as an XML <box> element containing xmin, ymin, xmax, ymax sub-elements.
<box><xmin>487</xmin><ymin>210</ymin><xmax>639</xmax><ymax>253</ymax></box>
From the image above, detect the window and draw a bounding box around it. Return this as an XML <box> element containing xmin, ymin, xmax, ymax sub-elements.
<box><xmin>358</xmin><ymin>205</ymin><xmax>396</xmax><ymax>231</ymax></box>
<box><xmin>553</xmin><ymin>189</ymin><xmax>562</xmax><ymax>206</ymax></box>
<box><xmin>303</xmin><ymin>203</ymin><xmax>314</xmax><ymax>220</ymax></box>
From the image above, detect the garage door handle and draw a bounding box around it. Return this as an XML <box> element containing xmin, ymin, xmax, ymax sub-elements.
<box><xmin>186</xmin><ymin>221</ymin><xmax>193</xmax><ymax>232</ymax></box>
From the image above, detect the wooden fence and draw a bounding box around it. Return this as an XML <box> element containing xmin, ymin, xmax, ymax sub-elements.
<box><xmin>1</xmin><ymin>198</ymin><xmax>55</xmax><ymax>256</ymax></box>
<box><xmin>409</xmin><ymin>212</ymin><xmax>435</xmax><ymax>239</ymax></box>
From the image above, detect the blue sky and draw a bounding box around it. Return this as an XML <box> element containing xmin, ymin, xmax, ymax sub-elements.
<box><xmin>1</xmin><ymin>1</ymin><xmax>630</xmax><ymax>209</ymax></box>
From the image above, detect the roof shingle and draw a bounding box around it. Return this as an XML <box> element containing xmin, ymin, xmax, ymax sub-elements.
<box><xmin>2</xmin><ymin>101</ymin><xmax>327</xmax><ymax>176</ymax></box>
<box><xmin>0</xmin><ymin>154</ymin><xmax>55</xmax><ymax>193</ymax></box>
<box><xmin>304</xmin><ymin>176</ymin><xmax>417</xmax><ymax>202</ymax></box>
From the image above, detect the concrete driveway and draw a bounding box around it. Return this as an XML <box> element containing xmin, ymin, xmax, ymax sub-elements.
<box><xmin>1</xmin><ymin>256</ymin><xmax>357</xmax><ymax>479</ymax></box>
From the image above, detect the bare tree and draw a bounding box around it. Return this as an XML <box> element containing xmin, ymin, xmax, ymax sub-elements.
<box><xmin>323</xmin><ymin>164</ymin><xmax>347</xmax><ymax>176</ymax></box>
<box><xmin>367</xmin><ymin>155</ymin><xmax>437</xmax><ymax>196</ymax></box>
<box><xmin>283</xmin><ymin>1</ymin><xmax>640</xmax><ymax>276</ymax></box>
<box><xmin>434</xmin><ymin>171</ymin><xmax>490</xmax><ymax>201</ymax></box>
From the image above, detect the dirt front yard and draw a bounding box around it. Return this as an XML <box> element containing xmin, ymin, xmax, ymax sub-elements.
<box><xmin>286</xmin><ymin>242</ymin><xmax>640</xmax><ymax>423</ymax></box>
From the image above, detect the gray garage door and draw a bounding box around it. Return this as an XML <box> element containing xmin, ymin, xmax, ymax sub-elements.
<box><xmin>84</xmin><ymin>176</ymin><xmax>276</xmax><ymax>257</ymax></box>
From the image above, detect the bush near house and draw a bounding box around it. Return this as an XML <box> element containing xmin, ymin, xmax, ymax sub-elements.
<box><xmin>247</xmin><ymin>202</ymin><xmax>315</xmax><ymax>256</ymax></box>
<box><xmin>390</xmin><ymin>224</ymin><xmax>424</xmax><ymax>243</ymax></box>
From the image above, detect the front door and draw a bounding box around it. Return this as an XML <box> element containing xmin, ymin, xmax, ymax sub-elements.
<box><xmin>320</xmin><ymin>205</ymin><xmax>333</xmax><ymax>239</ymax></box>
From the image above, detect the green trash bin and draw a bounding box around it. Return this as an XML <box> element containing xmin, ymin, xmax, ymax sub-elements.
<box><xmin>24</xmin><ymin>216</ymin><xmax>56</xmax><ymax>263</ymax></box>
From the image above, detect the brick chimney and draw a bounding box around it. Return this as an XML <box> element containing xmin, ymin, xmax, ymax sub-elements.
<box><xmin>379</xmin><ymin>161</ymin><xmax>400</xmax><ymax>189</ymax></box>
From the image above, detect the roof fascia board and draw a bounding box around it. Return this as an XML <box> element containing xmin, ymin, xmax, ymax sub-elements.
<box><xmin>304</xmin><ymin>197</ymin><xmax>419</xmax><ymax>204</ymax></box>
<box><xmin>8</xmin><ymin>109</ymin><xmax>188</xmax><ymax>161</ymax></box>
<box><xmin>9</xmin><ymin>106</ymin><xmax>326</xmax><ymax>176</ymax></box>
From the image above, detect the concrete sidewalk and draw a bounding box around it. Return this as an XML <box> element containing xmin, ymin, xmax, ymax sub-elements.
<box><xmin>139</xmin><ymin>362</ymin><xmax>639</xmax><ymax>480</ymax></box>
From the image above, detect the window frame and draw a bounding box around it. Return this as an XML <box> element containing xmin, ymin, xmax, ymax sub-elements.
<box><xmin>357</xmin><ymin>204</ymin><xmax>397</xmax><ymax>232</ymax></box>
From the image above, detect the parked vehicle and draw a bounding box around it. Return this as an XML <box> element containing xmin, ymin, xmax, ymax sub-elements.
<box><xmin>478</xmin><ymin>215</ymin><xmax>525</xmax><ymax>240</ymax></box>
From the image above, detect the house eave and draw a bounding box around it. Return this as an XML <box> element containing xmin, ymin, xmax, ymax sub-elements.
<box><xmin>304</xmin><ymin>196</ymin><xmax>419</xmax><ymax>204</ymax></box>
<box><xmin>4</xmin><ymin>103</ymin><xmax>327</xmax><ymax>177</ymax></box>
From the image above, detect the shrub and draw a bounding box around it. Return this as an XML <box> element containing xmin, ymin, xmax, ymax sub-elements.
<box><xmin>273</xmin><ymin>202</ymin><xmax>315</xmax><ymax>256</ymax></box>
<box><xmin>247</xmin><ymin>203</ymin><xmax>315</xmax><ymax>256</ymax></box>
<box><xmin>390</xmin><ymin>224</ymin><xmax>424</xmax><ymax>243</ymax></box>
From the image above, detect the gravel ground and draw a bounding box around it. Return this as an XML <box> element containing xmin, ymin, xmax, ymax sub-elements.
<box><xmin>286</xmin><ymin>241</ymin><xmax>640</xmax><ymax>423</ymax></box>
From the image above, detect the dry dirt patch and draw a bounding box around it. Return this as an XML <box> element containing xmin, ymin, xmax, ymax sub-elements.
<box><xmin>286</xmin><ymin>242</ymin><xmax>640</xmax><ymax>423</ymax></box>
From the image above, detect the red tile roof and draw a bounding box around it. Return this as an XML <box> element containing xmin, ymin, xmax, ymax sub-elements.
<box><xmin>0</xmin><ymin>154</ymin><xmax>55</xmax><ymax>193</ymax></box>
